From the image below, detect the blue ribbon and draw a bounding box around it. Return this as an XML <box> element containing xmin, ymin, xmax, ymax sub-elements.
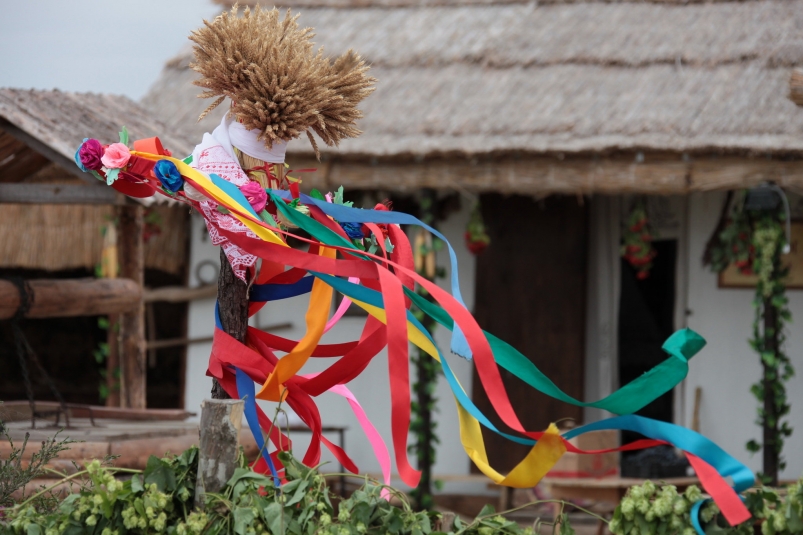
<box><xmin>250</xmin><ymin>277</ymin><xmax>315</xmax><ymax>302</ymax></box>
<box><xmin>235</xmin><ymin>366</ymin><xmax>281</xmax><ymax>487</ymax></box>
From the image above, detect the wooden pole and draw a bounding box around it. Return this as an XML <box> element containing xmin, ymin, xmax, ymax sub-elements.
<box><xmin>106</xmin><ymin>314</ymin><xmax>121</xmax><ymax>407</ymax></box>
<box><xmin>195</xmin><ymin>398</ymin><xmax>244</xmax><ymax>505</ymax></box>
<box><xmin>0</xmin><ymin>278</ymin><xmax>141</xmax><ymax>319</ymax></box>
<box><xmin>213</xmin><ymin>248</ymin><xmax>248</xmax><ymax>399</ymax></box>
<box><xmin>118</xmin><ymin>205</ymin><xmax>147</xmax><ymax>410</ymax></box>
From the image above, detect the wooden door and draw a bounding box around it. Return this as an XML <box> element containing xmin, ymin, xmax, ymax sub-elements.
<box><xmin>470</xmin><ymin>194</ymin><xmax>588</xmax><ymax>474</ymax></box>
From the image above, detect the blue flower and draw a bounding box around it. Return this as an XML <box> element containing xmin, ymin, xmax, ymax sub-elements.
<box><xmin>74</xmin><ymin>138</ymin><xmax>89</xmax><ymax>172</ymax></box>
<box><xmin>340</xmin><ymin>221</ymin><xmax>365</xmax><ymax>239</ymax></box>
<box><xmin>153</xmin><ymin>159</ymin><xmax>183</xmax><ymax>193</ymax></box>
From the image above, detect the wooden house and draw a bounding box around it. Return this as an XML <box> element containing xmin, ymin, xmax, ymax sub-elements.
<box><xmin>0</xmin><ymin>89</ymin><xmax>195</xmax><ymax>411</ymax></box>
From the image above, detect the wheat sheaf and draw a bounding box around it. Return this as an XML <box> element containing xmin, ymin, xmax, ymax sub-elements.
<box><xmin>189</xmin><ymin>4</ymin><xmax>376</xmax><ymax>157</ymax></box>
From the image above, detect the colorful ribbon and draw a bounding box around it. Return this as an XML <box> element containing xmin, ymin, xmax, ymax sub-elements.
<box><xmin>100</xmin><ymin>148</ymin><xmax>755</xmax><ymax>525</ymax></box>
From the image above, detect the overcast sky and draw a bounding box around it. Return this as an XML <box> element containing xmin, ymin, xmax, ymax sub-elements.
<box><xmin>0</xmin><ymin>0</ymin><xmax>220</xmax><ymax>100</ymax></box>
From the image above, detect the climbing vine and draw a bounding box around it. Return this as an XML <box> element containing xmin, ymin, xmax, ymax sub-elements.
<box><xmin>706</xmin><ymin>193</ymin><xmax>793</xmax><ymax>485</ymax></box>
<box><xmin>409</xmin><ymin>190</ymin><xmax>446</xmax><ymax>510</ymax></box>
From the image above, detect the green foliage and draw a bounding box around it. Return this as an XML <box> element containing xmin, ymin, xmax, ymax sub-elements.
<box><xmin>6</xmin><ymin>435</ymin><xmax>803</xmax><ymax>535</ymax></box>
<box><xmin>706</xmin><ymin>195</ymin><xmax>794</xmax><ymax>481</ymax></box>
<box><xmin>0</xmin><ymin>430</ymin><xmax>74</xmax><ymax>509</ymax></box>
<box><xmin>2</xmin><ymin>446</ymin><xmax>458</xmax><ymax>535</ymax></box>
<box><xmin>1</xmin><ymin>448</ymin><xmax>196</xmax><ymax>535</ymax></box>
<box><xmin>610</xmin><ymin>480</ymin><xmax>803</xmax><ymax>535</ymax></box>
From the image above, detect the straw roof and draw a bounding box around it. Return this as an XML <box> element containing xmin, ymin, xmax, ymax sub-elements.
<box><xmin>0</xmin><ymin>89</ymin><xmax>194</xmax><ymax>275</ymax></box>
<box><xmin>145</xmin><ymin>0</ymin><xmax>803</xmax><ymax>163</ymax></box>
<box><xmin>0</xmin><ymin>88</ymin><xmax>194</xmax><ymax>181</ymax></box>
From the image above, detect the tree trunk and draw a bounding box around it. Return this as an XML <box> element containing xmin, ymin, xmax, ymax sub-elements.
<box><xmin>195</xmin><ymin>398</ymin><xmax>244</xmax><ymax>505</ymax></box>
<box><xmin>762</xmin><ymin>296</ymin><xmax>779</xmax><ymax>486</ymax></box>
<box><xmin>213</xmin><ymin>249</ymin><xmax>249</xmax><ymax>399</ymax></box>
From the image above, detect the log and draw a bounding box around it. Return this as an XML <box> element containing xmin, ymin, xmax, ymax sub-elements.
<box><xmin>195</xmin><ymin>399</ymin><xmax>244</xmax><ymax>505</ymax></box>
<box><xmin>0</xmin><ymin>183</ymin><xmax>125</xmax><ymax>205</ymax></box>
<box><xmin>143</xmin><ymin>284</ymin><xmax>218</xmax><ymax>303</ymax></box>
<box><xmin>118</xmin><ymin>205</ymin><xmax>146</xmax><ymax>410</ymax></box>
<box><xmin>0</xmin><ymin>278</ymin><xmax>141</xmax><ymax>319</ymax></box>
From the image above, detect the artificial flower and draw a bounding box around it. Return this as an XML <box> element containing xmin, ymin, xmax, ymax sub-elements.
<box><xmin>78</xmin><ymin>138</ymin><xmax>104</xmax><ymax>171</ymax></box>
<box><xmin>153</xmin><ymin>159</ymin><xmax>184</xmax><ymax>193</ymax></box>
<box><xmin>240</xmin><ymin>180</ymin><xmax>267</xmax><ymax>213</ymax></box>
<box><xmin>101</xmin><ymin>142</ymin><xmax>131</xmax><ymax>169</ymax></box>
<box><xmin>74</xmin><ymin>138</ymin><xmax>89</xmax><ymax>171</ymax></box>
<box><xmin>340</xmin><ymin>221</ymin><xmax>366</xmax><ymax>239</ymax></box>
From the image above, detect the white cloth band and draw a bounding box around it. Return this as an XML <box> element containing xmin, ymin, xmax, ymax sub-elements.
<box><xmin>212</xmin><ymin>114</ymin><xmax>288</xmax><ymax>164</ymax></box>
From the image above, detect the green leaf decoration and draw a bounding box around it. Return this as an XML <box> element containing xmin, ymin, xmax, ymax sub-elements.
<box><xmin>105</xmin><ymin>167</ymin><xmax>120</xmax><ymax>185</ymax></box>
<box><xmin>119</xmin><ymin>125</ymin><xmax>129</xmax><ymax>146</ymax></box>
<box><xmin>310</xmin><ymin>188</ymin><xmax>326</xmax><ymax>201</ymax></box>
<box><xmin>334</xmin><ymin>185</ymin><xmax>345</xmax><ymax>205</ymax></box>
<box><xmin>385</xmin><ymin>236</ymin><xmax>395</xmax><ymax>254</ymax></box>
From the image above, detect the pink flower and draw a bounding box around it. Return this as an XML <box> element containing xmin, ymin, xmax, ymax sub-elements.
<box><xmin>101</xmin><ymin>143</ymin><xmax>131</xmax><ymax>169</ymax></box>
<box><xmin>240</xmin><ymin>180</ymin><xmax>267</xmax><ymax>213</ymax></box>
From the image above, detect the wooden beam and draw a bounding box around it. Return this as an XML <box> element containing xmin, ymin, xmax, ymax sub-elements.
<box><xmin>0</xmin><ymin>183</ymin><xmax>124</xmax><ymax>205</ymax></box>
<box><xmin>690</xmin><ymin>158</ymin><xmax>803</xmax><ymax>191</ymax></box>
<box><xmin>143</xmin><ymin>284</ymin><xmax>218</xmax><ymax>303</ymax></box>
<box><xmin>144</xmin><ymin>322</ymin><xmax>292</xmax><ymax>350</ymax></box>
<box><xmin>0</xmin><ymin>278</ymin><xmax>141</xmax><ymax>320</ymax></box>
<box><xmin>310</xmin><ymin>155</ymin><xmax>803</xmax><ymax>195</ymax></box>
<box><xmin>118</xmin><ymin>205</ymin><xmax>146</xmax><ymax>410</ymax></box>
<box><xmin>791</xmin><ymin>69</ymin><xmax>803</xmax><ymax>108</ymax></box>
<box><xmin>0</xmin><ymin>120</ymin><xmax>94</xmax><ymax>184</ymax></box>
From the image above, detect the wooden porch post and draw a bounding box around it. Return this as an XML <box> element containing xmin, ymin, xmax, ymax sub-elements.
<box><xmin>118</xmin><ymin>204</ymin><xmax>147</xmax><ymax>409</ymax></box>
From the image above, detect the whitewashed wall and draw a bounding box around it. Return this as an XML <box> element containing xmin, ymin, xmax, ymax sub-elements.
<box><xmin>184</xmin><ymin>200</ymin><xmax>482</xmax><ymax>490</ymax></box>
<box><xmin>684</xmin><ymin>192</ymin><xmax>803</xmax><ymax>481</ymax></box>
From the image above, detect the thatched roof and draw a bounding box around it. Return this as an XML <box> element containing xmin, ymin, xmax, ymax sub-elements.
<box><xmin>0</xmin><ymin>88</ymin><xmax>194</xmax><ymax>182</ymax></box>
<box><xmin>145</xmin><ymin>0</ymin><xmax>803</xmax><ymax>163</ymax></box>
<box><xmin>0</xmin><ymin>89</ymin><xmax>193</xmax><ymax>275</ymax></box>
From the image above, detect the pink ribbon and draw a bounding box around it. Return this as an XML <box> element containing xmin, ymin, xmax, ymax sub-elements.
<box><xmin>301</xmin><ymin>372</ymin><xmax>392</xmax><ymax>496</ymax></box>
